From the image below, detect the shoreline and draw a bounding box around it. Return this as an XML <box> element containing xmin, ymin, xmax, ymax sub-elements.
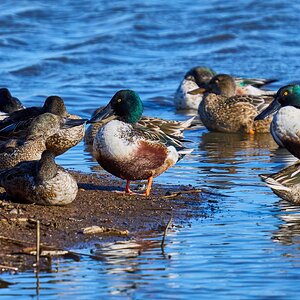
<box><xmin>0</xmin><ymin>170</ymin><xmax>214</xmax><ymax>273</ymax></box>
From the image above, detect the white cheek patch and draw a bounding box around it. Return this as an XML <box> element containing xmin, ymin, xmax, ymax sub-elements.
<box><xmin>273</xmin><ymin>107</ymin><xmax>300</xmax><ymax>142</ymax></box>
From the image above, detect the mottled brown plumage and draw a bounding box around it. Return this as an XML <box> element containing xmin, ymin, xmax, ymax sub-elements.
<box><xmin>0</xmin><ymin>113</ymin><xmax>71</xmax><ymax>170</ymax></box>
<box><xmin>0</xmin><ymin>96</ymin><xmax>85</xmax><ymax>156</ymax></box>
<box><xmin>196</xmin><ymin>74</ymin><xmax>273</xmax><ymax>133</ymax></box>
<box><xmin>0</xmin><ymin>150</ymin><xmax>78</xmax><ymax>205</ymax></box>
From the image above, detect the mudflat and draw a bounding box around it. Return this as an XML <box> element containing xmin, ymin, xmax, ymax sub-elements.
<box><xmin>0</xmin><ymin>171</ymin><xmax>214</xmax><ymax>273</ymax></box>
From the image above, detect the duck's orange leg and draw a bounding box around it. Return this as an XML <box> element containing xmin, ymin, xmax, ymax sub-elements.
<box><xmin>122</xmin><ymin>180</ymin><xmax>140</xmax><ymax>195</ymax></box>
<box><xmin>125</xmin><ymin>180</ymin><xmax>133</xmax><ymax>194</ymax></box>
<box><xmin>144</xmin><ymin>176</ymin><xmax>153</xmax><ymax>196</ymax></box>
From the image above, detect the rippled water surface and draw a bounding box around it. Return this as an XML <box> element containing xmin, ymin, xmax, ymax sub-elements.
<box><xmin>1</xmin><ymin>0</ymin><xmax>300</xmax><ymax>299</ymax></box>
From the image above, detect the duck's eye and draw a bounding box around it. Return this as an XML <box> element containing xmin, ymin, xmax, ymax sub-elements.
<box><xmin>283</xmin><ymin>91</ymin><xmax>289</xmax><ymax>96</ymax></box>
<box><xmin>117</xmin><ymin>98</ymin><xmax>122</xmax><ymax>103</ymax></box>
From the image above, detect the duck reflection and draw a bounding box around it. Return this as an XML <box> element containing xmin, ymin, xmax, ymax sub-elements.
<box><xmin>272</xmin><ymin>203</ymin><xmax>300</xmax><ymax>246</ymax></box>
<box><xmin>262</xmin><ymin>162</ymin><xmax>300</xmax><ymax>247</ymax></box>
<box><xmin>90</xmin><ymin>236</ymin><xmax>177</xmax><ymax>296</ymax></box>
<box><xmin>199</xmin><ymin>131</ymin><xmax>278</xmax><ymax>163</ymax></box>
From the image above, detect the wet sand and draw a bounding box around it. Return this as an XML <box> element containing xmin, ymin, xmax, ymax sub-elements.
<box><xmin>0</xmin><ymin>171</ymin><xmax>213</xmax><ymax>273</ymax></box>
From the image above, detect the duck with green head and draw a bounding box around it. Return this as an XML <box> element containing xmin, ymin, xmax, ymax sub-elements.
<box><xmin>84</xmin><ymin>106</ymin><xmax>195</xmax><ymax>145</ymax></box>
<box><xmin>189</xmin><ymin>74</ymin><xmax>274</xmax><ymax>134</ymax></box>
<box><xmin>88</xmin><ymin>89</ymin><xmax>193</xmax><ymax>196</ymax></box>
<box><xmin>255</xmin><ymin>84</ymin><xmax>300</xmax><ymax>156</ymax></box>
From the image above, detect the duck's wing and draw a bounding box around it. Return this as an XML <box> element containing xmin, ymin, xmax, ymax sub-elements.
<box><xmin>0</xmin><ymin>160</ymin><xmax>36</xmax><ymax>186</ymax></box>
<box><xmin>139</xmin><ymin>116</ymin><xmax>196</xmax><ymax>138</ymax></box>
<box><xmin>235</xmin><ymin>77</ymin><xmax>277</xmax><ymax>88</ymax></box>
<box><xmin>0</xmin><ymin>106</ymin><xmax>42</xmax><ymax>131</ymax></box>
<box><xmin>133</xmin><ymin>123</ymin><xmax>193</xmax><ymax>159</ymax></box>
<box><xmin>0</xmin><ymin>118</ymin><xmax>38</xmax><ymax>138</ymax></box>
<box><xmin>225</xmin><ymin>94</ymin><xmax>274</xmax><ymax>113</ymax></box>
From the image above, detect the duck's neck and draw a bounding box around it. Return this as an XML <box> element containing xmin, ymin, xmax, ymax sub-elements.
<box><xmin>36</xmin><ymin>154</ymin><xmax>58</xmax><ymax>182</ymax></box>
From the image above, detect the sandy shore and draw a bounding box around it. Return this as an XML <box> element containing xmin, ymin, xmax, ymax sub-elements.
<box><xmin>0</xmin><ymin>171</ymin><xmax>215</xmax><ymax>273</ymax></box>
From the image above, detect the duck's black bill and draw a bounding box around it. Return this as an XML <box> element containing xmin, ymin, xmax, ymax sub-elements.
<box><xmin>87</xmin><ymin>104</ymin><xmax>114</xmax><ymax>124</ymax></box>
<box><xmin>63</xmin><ymin>118</ymin><xmax>88</xmax><ymax>129</ymax></box>
<box><xmin>254</xmin><ymin>99</ymin><xmax>281</xmax><ymax>121</ymax></box>
<box><xmin>187</xmin><ymin>87</ymin><xmax>206</xmax><ymax>95</ymax></box>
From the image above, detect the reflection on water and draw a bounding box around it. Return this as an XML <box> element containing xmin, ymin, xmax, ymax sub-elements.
<box><xmin>274</xmin><ymin>206</ymin><xmax>300</xmax><ymax>246</ymax></box>
<box><xmin>199</xmin><ymin>131</ymin><xmax>278</xmax><ymax>162</ymax></box>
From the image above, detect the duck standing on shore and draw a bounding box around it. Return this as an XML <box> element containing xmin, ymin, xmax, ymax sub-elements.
<box><xmin>88</xmin><ymin>90</ymin><xmax>193</xmax><ymax>196</ymax></box>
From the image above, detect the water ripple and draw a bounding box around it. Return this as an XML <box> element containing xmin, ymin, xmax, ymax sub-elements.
<box><xmin>1</xmin><ymin>0</ymin><xmax>300</xmax><ymax>298</ymax></box>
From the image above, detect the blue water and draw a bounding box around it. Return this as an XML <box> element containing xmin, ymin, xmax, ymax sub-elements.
<box><xmin>1</xmin><ymin>0</ymin><xmax>300</xmax><ymax>299</ymax></box>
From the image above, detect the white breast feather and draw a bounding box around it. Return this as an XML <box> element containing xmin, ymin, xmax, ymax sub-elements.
<box><xmin>36</xmin><ymin>170</ymin><xmax>78</xmax><ymax>205</ymax></box>
<box><xmin>273</xmin><ymin>107</ymin><xmax>300</xmax><ymax>143</ymax></box>
<box><xmin>174</xmin><ymin>79</ymin><xmax>202</xmax><ymax>110</ymax></box>
<box><xmin>94</xmin><ymin>120</ymin><xmax>139</xmax><ymax>160</ymax></box>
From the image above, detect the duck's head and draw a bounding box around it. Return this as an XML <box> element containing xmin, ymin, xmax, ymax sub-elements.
<box><xmin>0</xmin><ymin>88</ymin><xmax>24</xmax><ymax>113</ymax></box>
<box><xmin>89</xmin><ymin>90</ymin><xmax>143</xmax><ymax>124</ymax></box>
<box><xmin>43</xmin><ymin>96</ymin><xmax>67</xmax><ymax>116</ymax></box>
<box><xmin>255</xmin><ymin>85</ymin><xmax>300</xmax><ymax>120</ymax></box>
<box><xmin>29</xmin><ymin>113</ymin><xmax>62</xmax><ymax>139</ymax></box>
<box><xmin>184</xmin><ymin>66</ymin><xmax>216</xmax><ymax>87</ymax></box>
<box><xmin>188</xmin><ymin>74</ymin><xmax>236</xmax><ymax>97</ymax></box>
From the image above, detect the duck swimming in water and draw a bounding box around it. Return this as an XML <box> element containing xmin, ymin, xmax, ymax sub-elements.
<box><xmin>189</xmin><ymin>74</ymin><xmax>274</xmax><ymax>134</ymax></box>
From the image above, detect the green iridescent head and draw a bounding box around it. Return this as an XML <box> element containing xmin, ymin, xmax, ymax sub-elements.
<box><xmin>275</xmin><ymin>85</ymin><xmax>300</xmax><ymax>108</ymax></box>
<box><xmin>185</xmin><ymin>66</ymin><xmax>216</xmax><ymax>87</ymax></box>
<box><xmin>255</xmin><ymin>85</ymin><xmax>300</xmax><ymax>121</ymax></box>
<box><xmin>89</xmin><ymin>90</ymin><xmax>144</xmax><ymax>124</ymax></box>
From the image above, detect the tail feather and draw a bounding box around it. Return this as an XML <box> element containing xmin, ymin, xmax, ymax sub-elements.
<box><xmin>177</xmin><ymin>147</ymin><xmax>194</xmax><ymax>160</ymax></box>
<box><xmin>237</xmin><ymin>77</ymin><xmax>278</xmax><ymax>88</ymax></box>
<box><xmin>262</xmin><ymin>176</ymin><xmax>291</xmax><ymax>193</ymax></box>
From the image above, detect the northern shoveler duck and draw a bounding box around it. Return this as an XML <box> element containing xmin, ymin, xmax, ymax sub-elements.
<box><xmin>0</xmin><ymin>112</ymin><xmax>82</xmax><ymax>170</ymax></box>
<box><xmin>189</xmin><ymin>74</ymin><xmax>274</xmax><ymax>133</ymax></box>
<box><xmin>0</xmin><ymin>95</ymin><xmax>85</xmax><ymax>156</ymax></box>
<box><xmin>88</xmin><ymin>89</ymin><xmax>193</xmax><ymax>196</ymax></box>
<box><xmin>0</xmin><ymin>88</ymin><xmax>24</xmax><ymax>120</ymax></box>
<box><xmin>260</xmin><ymin>162</ymin><xmax>300</xmax><ymax>204</ymax></box>
<box><xmin>174</xmin><ymin>66</ymin><xmax>276</xmax><ymax>111</ymax></box>
<box><xmin>174</xmin><ymin>66</ymin><xmax>216</xmax><ymax>110</ymax></box>
<box><xmin>255</xmin><ymin>84</ymin><xmax>300</xmax><ymax>153</ymax></box>
<box><xmin>0</xmin><ymin>150</ymin><xmax>78</xmax><ymax>205</ymax></box>
<box><xmin>84</xmin><ymin>106</ymin><xmax>195</xmax><ymax>145</ymax></box>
